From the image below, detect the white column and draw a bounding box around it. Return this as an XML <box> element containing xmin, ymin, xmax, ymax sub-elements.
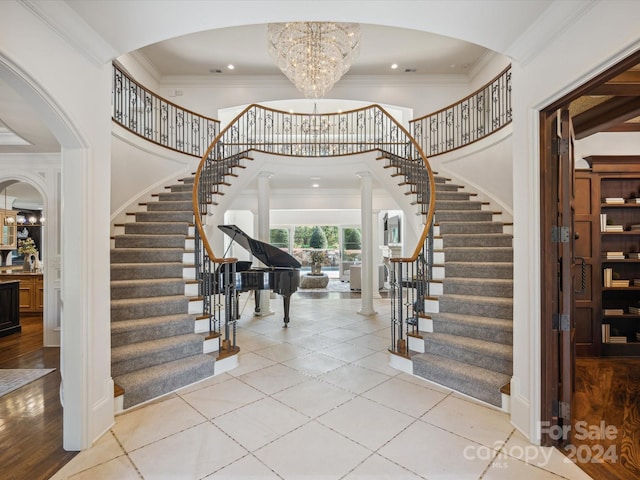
<box><xmin>255</xmin><ymin>171</ymin><xmax>273</xmax><ymax>316</ymax></box>
<box><xmin>357</xmin><ymin>171</ymin><xmax>376</xmax><ymax>316</ymax></box>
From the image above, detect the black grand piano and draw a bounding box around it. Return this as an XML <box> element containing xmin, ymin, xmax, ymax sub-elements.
<box><xmin>218</xmin><ymin>224</ymin><xmax>301</xmax><ymax>327</ymax></box>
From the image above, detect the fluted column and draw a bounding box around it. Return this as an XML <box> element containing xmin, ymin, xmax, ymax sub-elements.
<box><xmin>357</xmin><ymin>171</ymin><xmax>376</xmax><ymax>316</ymax></box>
<box><xmin>255</xmin><ymin>171</ymin><xmax>274</xmax><ymax>316</ymax></box>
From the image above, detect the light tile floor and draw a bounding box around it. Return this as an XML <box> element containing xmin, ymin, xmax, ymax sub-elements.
<box><xmin>52</xmin><ymin>294</ymin><xmax>593</xmax><ymax>479</ymax></box>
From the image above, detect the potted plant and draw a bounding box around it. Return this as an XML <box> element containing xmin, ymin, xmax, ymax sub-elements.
<box><xmin>310</xmin><ymin>249</ymin><xmax>325</xmax><ymax>275</ymax></box>
<box><xmin>17</xmin><ymin>237</ymin><xmax>38</xmax><ymax>272</ymax></box>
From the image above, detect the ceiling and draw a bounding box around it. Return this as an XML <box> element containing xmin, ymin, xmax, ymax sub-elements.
<box><xmin>1</xmin><ymin>12</ymin><xmax>639</xmax><ymax>204</ymax></box>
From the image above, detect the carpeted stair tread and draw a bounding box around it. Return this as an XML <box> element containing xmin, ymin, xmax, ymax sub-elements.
<box><xmin>441</xmin><ymin>233</ymin><xmax>513</xmax><ymax>247</ymax></box>
<box><xmin>111</xmin><ymin>278</ymin><xmax>187</xmax><ymax>299</ymax></box>
<box><xmin>110</xmin><ymin>262</ymin><xmax>185</xmax><ymax>281</ymax></box>
<box><xmin>437</xmin><ymin>221</ymin><xmax>504</xmax><ymax>234</ymax></box>
<box><xmin>123</xmin><ymin>222</ymin><xmax>189</xmax><ymax>235</ymax></box>
<box><xmin>114</xmin><ymin>354</ymin><xmax>215</xmax><ymax>409</ymax></box>
<box><xmin>431</xmin><ymin>312</ymin><xmax>512</xmax><ymax>345</ymax></box>
<box><xmin>423</xmin><ymin>332</ymin><xmax>512</xmax><ymax>375</ymax></box>
<box><xmin>443</xmin><ymin>246</ymin><xmax>512</xmax><ymax>263</ymax></box>
<box><xmin>438</xmin><ymin>293</ymin><xmax>512</xmax><ymax>320</ymax></box>
<box><xmin>114</xmin><ymin>234</ymin><xmax>188</xmax><ymax>248</ymax></box>
<box><xmin>134</xmin><ymin>210</ymin><xmax>194</xmax><ymax>223</ymax></box>
<box><xmin>111</xmin><ymin>314</ymin><xmax>197</xmax><ymax>347</ymax></box>
<box><xmin>145</xmin><ymin>200</ymin><xmax>192</xmax><ymax>212</ymax></box>
<box><xmin>110</xmin><ymin>248</ymin><xmax>185</xmax><ymax>263</ymax></box>
<box><xmin>112</xmin><ymin>333</ymin><xmax>204</xmax><ymax>377</ymax></box>
<box><xmin>442</xmin><ymin>277</ymin><xmax>512</xmax><ymax>297</ymax></box>
<box><xmin>111</xmin><ymin>294</ymin><xmax>189</xmax><ymax>321</ymax></box>
<box><xmin>412</xmin><ymin>352</ymin><xmax>510</xmax><ymax>407</ymax></box>
<box><xmin>445</xmin><ymin>261</ymin><xmax>513</xmax><ymax>279</ymax></box>
<box><xmin>435</xmin><ymin>210</ymin><xmax>493</xmax><ymax>222</ymax></box>
<box><xmin>435</xmin><ymin>200</ymin><xmax>483</xmax><ymax>210</ymax></box>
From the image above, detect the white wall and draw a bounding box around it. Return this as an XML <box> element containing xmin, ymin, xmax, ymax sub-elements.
<box><xmin>1</xmin><ymin>1</ymin><xmax>114</xmax><ymax>450</ymax></box>
<box><xmin>575</xmin><ymin>132</ymin><xmax>640</xmax><ymax>167</ymax></box>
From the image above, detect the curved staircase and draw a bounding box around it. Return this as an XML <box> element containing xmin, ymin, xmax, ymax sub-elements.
<box><xmin>110</xmin><ymin>176</ymin><xmax>215</xmax><ymax>410</ymax></box>
<box><xmin>412</xmin><ymin>175</ymin><xmax>513</xmax><ymax>408</ymax></box>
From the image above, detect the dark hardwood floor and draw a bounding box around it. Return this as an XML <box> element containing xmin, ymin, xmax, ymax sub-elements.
<box><xmin>569</xmin><ymin>357</ymin><xmax>640</xmax><ymax>480</ymax></box>
<box><xmin>0</xmin><ymin>314</ymin><xmax>77</xmax><ymax>480</ymax></box>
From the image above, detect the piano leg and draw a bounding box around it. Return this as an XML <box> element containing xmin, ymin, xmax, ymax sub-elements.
<box><xmin>254</xmin><ymin>290</ymin><xmax>261</xmax><ymax>315</ymax></box>
<box><xmin>282</xmin><ymin>294</ymin><xmax>292</xmax><ymax>328</ymax></box>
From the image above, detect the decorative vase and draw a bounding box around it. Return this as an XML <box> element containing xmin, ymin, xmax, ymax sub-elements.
<box><xmin>310</xmin><ymin>263</ymin><xmax>322</xmax><ymax>275</ymax></box>
<box><xmin>22</xmin><ymin>256</ymin><xmax>32</xmax><ymax>272</ymax></box>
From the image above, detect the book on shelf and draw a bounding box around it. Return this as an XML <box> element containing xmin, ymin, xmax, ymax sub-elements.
<box><xmin>628</xmin><ymin>252</ymin><xmax>640</xmax><ymax>259</ymax></box>
<box><xmin>629</xmin><ymin>306</ymin><xmax>640</xmax><ymax>314</ymax></box>
<box><xmin>604</xmin><ymin>251</ymin><xmax>625</xmax><ymax>259</ymax></box>
<box><xmin>636</xmin><ymin>332</ymin><xmax>640</xmax><ymax>341</ymax></box>
<box><xmin>609</xmin><ymin>336</ymin><xmax>628</xmax><ymax>344</ymax></box>
<box><xmin>604</xmin><ymin>225</ymin><xmax>624</xmax><ymax>232</ymax></box>
<box><xmin>604</xmin><ymin>308</ymin><xmax>625</xmax><ymax>316</ymax></box>
<box><xmin>630</xmin><ymin>224</ymin><xmax>640</xmax><ymax>231</ymax></box>
<box><xmin>627</xmin><ymin>198</ymin><xmax>640</xmax><ymax>204</ymax></box>
<box><xmin>611</xmin><ymin>279</ymin><xmax>630</xmax><ymax>288</ymax></box>
<box><xmin>634</xmin><ymin>279</ymin><xmax>640</xmax><ymax>286</ymax></box>
<box><xmin>603</xmin><ymin>268</ymin><xmax>613</xmax><ymax>287</ymax></box>
<box><xmin>600</xmin><ymin>213</ymin><xmax>607</xmax><ymax>232</ymax></box>
<box><xmin>604</xmin><ymin>197</ymin><xmax>626</xmax><ymax>205</ymax></box>
<box><xmin>602</xmin><ymin>324</ymin><xmax>610</xmax><ymax>343</ymax></box>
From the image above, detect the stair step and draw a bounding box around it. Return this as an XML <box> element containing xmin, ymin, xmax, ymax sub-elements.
<box><xmin>435</xmin><ymin>200</ymin><xmax>483</xmax><ymax>211</ymax></box>
<box><xmin>145</xmin><ymin>200</ymin><xmax>193</xmax><ymax>212</ymax></box>
<box><xmin>134</xmin><ymin>210</ymin><xmax>193</xmax><ymax>223</ymax></box>
<box><xmin>114</xmin><ymin>354</ymin><xmax>215</xmax><ymax>409</ymax></box>
<box><xmin>431</xmin><ymin>312</ymin><xmax>512</xmax><ymax>345</ymax></box>
<box><xmin>111</xmin><ymin>278</ymin><xmax>187</xmax><ymax>300</ymax></box>
<box><xmin>111</xmin><ymin>294</ymin><xmax>189</xmax><ymax>321</ymax></box>
<box><xmin>123</xmin><ymin>222</ymin><xmax>189</xmax><ymax>235</ymax></box>
<box><xmin>114</xmin><ymin>234</ymin><xmax>188</xmax><ymax>248</ymax></box>
<box><xmin>110</xmin><ymin>247</ymin><xmax>184</xmax><ymax>264</ymax></box>
<box><xmin>445</xmin><ymin>261</ymin><xmax>513</xmax><ymax>280</ymax></box>
<box><xmin>437</xmin><ymin>221</ymin><xmax>505</xmax><ymax>235</ymax></box>
<box><xmin>157</xmin><ymin>191</ymin><xmax>193</xmax><ymax>202</ymax></box>
<box><xmin>443</xmin><ymin>246</ymin><xmax>513</xmax><ymax>263</ymax></box>
<box><xmin>441</xmin><ymin>233</ymin><xmax>512</xmax><ymax>248</ymax></box>
<box><xmin>442</xmin><ymin>277</ymin><xmax>512</xmax><ymax>298</ymax></box>
<box><xmin>112</xmin><ymin>333</ymin><xmax>204</xmax><ymax>377</ymax></box>
<box><xmin>412</xmin><ymin>352</ymin><xmax>510</xmax><ymax>407</ymax></box>
<box><xmin>110</xmin><ymin>262</ymin><xmax>185</xmax><ymax>281</ymax></box>
<box><xmin>435</xmin><ymin>210</ymin><xmax>493</xmax><ymax>222</ymax></box>
<box><xmin>438</xmin><ymin>293</ymin><xmax>512</xmax><ymax>320</ymax></box>
<box><xmin>422</xmin><ymin>332</ymin><xmax>512</xmax><ymax>375</ymax></box>
<box><xmin>111</xmin><ymin>313</ymin><xmax>197</xmax><ymax>347</ymax></box>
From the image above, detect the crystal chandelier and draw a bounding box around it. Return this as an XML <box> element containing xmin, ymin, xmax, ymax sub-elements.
<box><xmin>267</xmin><ymin>22</ymin><xmax>361</xmax><ymax>98</ymax></box>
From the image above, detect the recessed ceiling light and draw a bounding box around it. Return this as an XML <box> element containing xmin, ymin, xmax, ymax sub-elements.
<box><xmin>227</xmin><ymin>64</ymin><xmax>235</xmax><ymax>70</ymax></box>
<box><xmin>312</xmin><ymin>183</ymin><xmax>320</xmax><ymax>188</ymax></box>
<box><xmin>391</xmin><ymin>63</ymin><xmax>398</xmax><ymax>70</ymax></box>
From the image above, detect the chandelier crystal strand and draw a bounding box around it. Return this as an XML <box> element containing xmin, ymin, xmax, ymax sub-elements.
<box><xmin>267</xmin><ymin>22</ymin><xmax>361</xmax><ymax>98</ymax></box>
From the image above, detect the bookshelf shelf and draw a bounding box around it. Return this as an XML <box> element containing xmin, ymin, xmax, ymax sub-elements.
<box><xmin>582</xmin><ymin>156</ymin><xmax>640</xmax><ymax>357</ymax></box>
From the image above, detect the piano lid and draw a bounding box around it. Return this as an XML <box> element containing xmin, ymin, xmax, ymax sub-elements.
<box><xmin>218</xmin><ymin>224</ymin><xmax>301</xmax><ymax>269</ymax></box>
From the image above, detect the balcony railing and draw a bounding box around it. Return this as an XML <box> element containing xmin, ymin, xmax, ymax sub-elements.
<box><xmin>193</xmin><ymin>104</ymin><xmax>436</xmax><ymax>357</ymax></box>
<box><xmin>112</xmin><ymin>64</ymin><xmax>220</xmax><ymax>157</ymax></box>
<box><xmin>410</xmin><ymin>65</ymin><xmax>511</xmax><ymax>157</ymax></box>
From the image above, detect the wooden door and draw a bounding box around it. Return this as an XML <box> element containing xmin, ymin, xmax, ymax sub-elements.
<box><xmin>540</xmin><ymin>108</ymin><xmax>576</xmax><ymax>446</ymax></box>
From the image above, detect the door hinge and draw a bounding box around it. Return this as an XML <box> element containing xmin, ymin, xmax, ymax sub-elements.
<box><xmin>552</xmin><ymin>313</ymin><xmax>570</xmax><ymax>331</ymax></box>
<box><xmin>552</xmin><ymin>138</ymin><xmax>569</xmax><ymax>156</ymax></box>
<box><xmin>552</xmin><ymin>225</ymin><xmax>570</xmax><ymax>243</ymax></box>
<box><xmin>553</xmin><ymin>400</ymin><xmax>571</xmax><ymax>421</ymax></box>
